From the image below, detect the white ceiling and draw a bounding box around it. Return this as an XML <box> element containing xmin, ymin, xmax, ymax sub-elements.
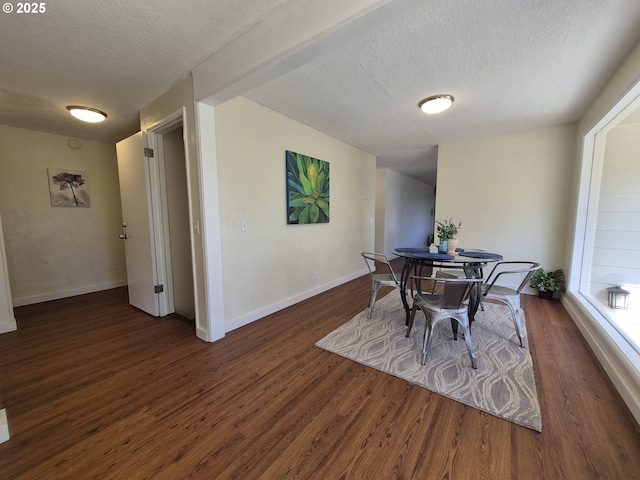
<box><xmin>2</xmin><ymin>0</ymin><xmax>640</xmax><ymax>184</ymax></box>
<box><xmin>0</xmin><ymin>0</ymin><xmax>294</xmax><ymax>143</ymax></box>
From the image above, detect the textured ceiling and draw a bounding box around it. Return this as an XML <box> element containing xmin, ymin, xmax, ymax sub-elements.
<box><xmin>246</xmin><ymin>0</ymin><xmax>640</xmax><ymax>183</ymax></box>
<box><xmin>0</xmin><ymin>0</ymin><xmax>294</xmax><ymax>143</ymax></box>
<box><xmin>2</xmin><ymin>0</ymin><xmax>640</xmax><ymax>184</ymax></box>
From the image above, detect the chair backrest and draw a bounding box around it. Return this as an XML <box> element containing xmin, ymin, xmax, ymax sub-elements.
<box><xmin>361</xmin><ymin>252</ymin><xmax>399</xmax><ymax>283</ymax></box>
<box><xmin>484</xmin><ymin>261</ymin><xmax>541</xmax><ymax>294</ymax></box>
<box><xmin>412</xmin><ymin>276</ymin><xmax>482</xmax><ymax>310</ymax></box>
<box><xmin>440</xmin><ymin>277</ymin><xmax>482</xmax><ymax>309</ymax></box>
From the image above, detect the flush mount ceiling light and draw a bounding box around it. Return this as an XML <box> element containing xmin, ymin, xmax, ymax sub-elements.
<box><xmin>66</xmin><ymin>106</ymin><xmax>107</xmax><ymax>123</ymax></box>
<box><xmin>419</xmin><ymin>94</ymin><xmax>454</xmax><ymax>114</ymax></box>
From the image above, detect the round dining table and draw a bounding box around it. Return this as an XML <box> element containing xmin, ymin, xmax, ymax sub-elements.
<box><xmin>392</xmin><ymin>247</ymin><xmax>503</xmax><ymax>326</ymax></box>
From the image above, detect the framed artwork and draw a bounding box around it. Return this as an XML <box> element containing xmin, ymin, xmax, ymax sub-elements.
<box><xmin>286</xmin><ymin>150</ymin><xmax>330</xmax><ymax>224</ymax></box>
<box><xmin>48</xmin><ymin>168</ymin><xmax>90</xmax><ymax>207</ymax></box>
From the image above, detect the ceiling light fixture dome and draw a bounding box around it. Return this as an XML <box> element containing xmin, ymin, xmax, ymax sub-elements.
<box><xmin>66</xmin><ymin>106</ymin><xmax>107</xmax><ymax>123</ymax></box>
<box><xmin>419</xmin><ymin>94</ymin><xmax>454</xmax><ymax>114</ymax></box>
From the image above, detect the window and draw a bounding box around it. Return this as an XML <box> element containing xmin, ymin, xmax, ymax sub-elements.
<box><xmin>571</xmin><ymin>82</ymin><xmax>640</xmax><ymax>357</ymax></box>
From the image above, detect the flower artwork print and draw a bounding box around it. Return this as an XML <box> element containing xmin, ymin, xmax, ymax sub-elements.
<box><xmin>286</xmin><ymin>150</ymin><xmax>329</xmax><ymax>224</ymax></box>
<box><xmin>48</xmin><ymin>168</ymin><xmax>90</xmax><ymax>207</ymax></box>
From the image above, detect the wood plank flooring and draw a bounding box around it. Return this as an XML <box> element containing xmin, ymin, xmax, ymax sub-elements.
<box><xmin>1</xmin><ymin>269</ymin><xmax>639</xmax><ymax>479</ymax></box>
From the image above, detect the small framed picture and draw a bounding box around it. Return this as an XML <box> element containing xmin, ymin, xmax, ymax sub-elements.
<box><xmin>48</xmin><ymin>168</ymin><xmax>90</xmax><ymax>207</ymax></box>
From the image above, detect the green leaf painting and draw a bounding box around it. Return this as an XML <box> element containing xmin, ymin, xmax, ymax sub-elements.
<box><xmin>286</xmin><ymin>150</ymin><xmax>330</xmax><ymax>224</ymax></box>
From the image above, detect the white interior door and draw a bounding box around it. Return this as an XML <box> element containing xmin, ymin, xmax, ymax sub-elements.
<box><xmin>116</xmin><ymin>132</ymin><xmax>160</xmax><ymax>316</ymax></box>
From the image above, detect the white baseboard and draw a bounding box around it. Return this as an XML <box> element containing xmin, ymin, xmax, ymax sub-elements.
<box><xmin>0</xmin><ymin>320</ymin><xmax>17</xmax><ymax>335</ymax></box>
<box><xmin>562</xmin><ymin>294</ymin><xmax>640</xmax><ymax>426</ymax></box>
<box><xmin>224</xmin><ymin>269</ymin><xmax>368</xmax><ymax>333</ymax></box>
<box><xmin>0</xmin><ymin>409</ymin><xmax>9</xmax><ymax>444</ymax></box>
<box><xmin>12</xmin><ymin>280</ymin><xmax>128</xmax><ymax>307</ymax></box>
<box><xmin>196</xmin><ymin>327</ymin><xmax>210</xmax><ymax>342</ymax></box>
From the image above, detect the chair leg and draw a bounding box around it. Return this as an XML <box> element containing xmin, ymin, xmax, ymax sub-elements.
<box><xmin>450</xmin><ymin>318</ymin><xmax>458</xmax><ymax>340</ymax></box>
<box><xmin>489</xmin><ymin>296</ymin><xmax>525</xmax><ymax>348</ymax></box>
<box><xmin>421</xmin><ymin>317</ymin><xmax>434</xmax><ymax>365</ymax></box>
<box><xmin>506</xmin><ymin>297</ymin><xmax>525</xmax><ymax>348</ymax></box>
<box><xmin>512</xmin><ymin>307</ymin><xmax>525</xmax><ymax>348</ymax></box>
<box><xmin>456</xmin><ymin>316</ymin><xmax>477</xmax><ymax>369</ymax></box>
<box><xmin>406</xmin><ymin>304</ymin><xmax>418</xmax><ymax>337</ymax></box>
<box><xmin>367</xmin><ymin>282</ymin><xmax>379</xmax><ymax>318</ymax></box>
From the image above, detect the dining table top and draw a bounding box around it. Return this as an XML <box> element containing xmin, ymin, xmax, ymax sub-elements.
<box><xmin>392</xmin><ymin>247</ymin><xmax>503</xmax><ymax>264</ymax></box>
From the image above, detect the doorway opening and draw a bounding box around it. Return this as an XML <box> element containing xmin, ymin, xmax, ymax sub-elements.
<box><xmin>151</xmin><ymin>120</ymin><xmax>196</xmax><ymax>325</ymax></box>
<box><xmin>116</xmin><ymin>110</ymin><xmax>197</xmax><ymax>325</ymax></box>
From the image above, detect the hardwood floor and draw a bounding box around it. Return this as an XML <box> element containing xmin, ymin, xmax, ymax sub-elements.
<box><xmin>1</xmin><ymin>271</ymin><xmax>639</xmax><ymax>479</ymax></box>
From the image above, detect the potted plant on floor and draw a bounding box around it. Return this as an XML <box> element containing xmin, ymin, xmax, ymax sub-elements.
<box><xmin>436</xmin><ymin>217</ymin><xmax>461</xmax><ymax>254</ymax></box>
<box><xmin>529</xmin><ymin>268</ymin><xmax>565</xmax><ymax>299</ymax></box>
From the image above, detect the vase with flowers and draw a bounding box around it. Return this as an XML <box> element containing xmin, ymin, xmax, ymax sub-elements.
<box><xmin>436</xmin><ymin>217</ymin><xmax>462</xmax><ymax>254</ymax></box>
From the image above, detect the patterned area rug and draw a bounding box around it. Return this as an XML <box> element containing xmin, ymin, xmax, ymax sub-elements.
<box><xmin>316</xmin><ymin>290</ymin><xmax>542</xmax><ymax>431</ymax></box>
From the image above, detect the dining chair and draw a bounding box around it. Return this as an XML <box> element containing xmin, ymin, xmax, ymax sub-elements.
<box><xmin>361</xmin><ymin>252</ymin><xmax>401</xmax><ymax>318</ymax></box>
<box><xmin>481</xmin><ymin>261</ymin><xmax>540</xmax><ymax>348</ymax></box>
<box><xmin>406</xmin><ymin>276</ymin><xmax>482</xmax><ymax>368</ymax></box>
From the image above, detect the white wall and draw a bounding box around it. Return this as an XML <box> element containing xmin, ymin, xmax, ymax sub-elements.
<box><xmin>0</xmin><ymin>125</ymin><xmax>127</xmax><ymax>305</ymax></box>
<box><xmin>375</xmin><ymin>169</ymin><xmax>434</xmax><ymax>258</ymax></box>
<box><xmin>214</xmin><ymin>96</ymin><xmax>376</xmax><ymax>330</ymax></box>
<box><xmin>375</xmin><ymin>170</ymin><xmax>387</xmax><ymax>254</ymax></box>
<box><xmin>0</xmin><ymin>215</ymin><xmax>16</xmax><ymax>334</ymax></box>
<box><xmin>437</xmin><ymin>124</ymin><xmax>577</xmax><ymax>293</ymax></box>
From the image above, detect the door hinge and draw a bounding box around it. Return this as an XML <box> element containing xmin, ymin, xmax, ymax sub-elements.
<box><xmin>154</xmin><ymin>284</ymin><xmax>164</xmax><ymax>294</ymax></box>
<box><xmin>144</xmin><ymin>147</ymin><xmax>154</xmax><ymax>158</ymax></box>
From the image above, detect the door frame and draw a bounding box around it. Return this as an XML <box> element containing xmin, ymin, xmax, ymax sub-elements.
<box><xmin>145</xmin><ymin>107</ymin><xmax>196</xmax><ymax>319</ymax></box>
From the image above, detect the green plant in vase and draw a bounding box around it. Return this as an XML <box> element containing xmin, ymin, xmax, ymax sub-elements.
<box><xmin>529</xmin><ymin>268</ymin><xmax>565</xmax><ymax>299</ymax></box>
<box><xmin>435</xmin><ymin>217</ymin><xmax>461</xmax><ymax>253</ymax></box>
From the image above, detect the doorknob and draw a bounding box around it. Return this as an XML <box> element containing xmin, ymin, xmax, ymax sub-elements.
<box><xmin>119</xmin><ymin>234</ymin><xmax>128</xmax><ymax>240</ymax></box>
